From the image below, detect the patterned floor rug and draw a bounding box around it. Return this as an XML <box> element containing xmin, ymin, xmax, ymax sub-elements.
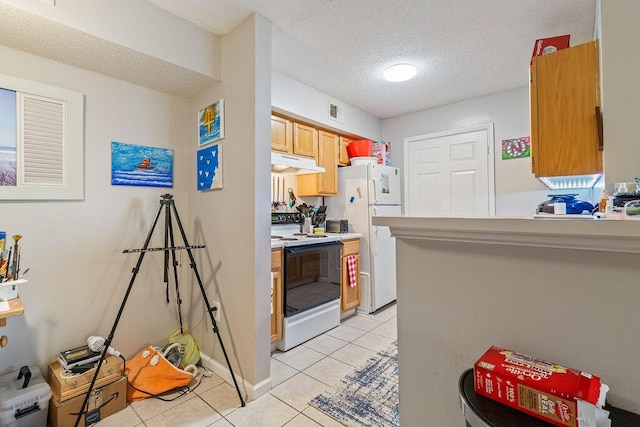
<box><xmin>309</xmin><ymin>341</ymin><xmax>399</xmax><ymax>427</ymax></box>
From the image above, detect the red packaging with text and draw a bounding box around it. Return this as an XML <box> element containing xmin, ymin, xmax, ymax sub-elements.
<box><xmin>474</xmin><ymin>346</ymin><xmax>604</xmax><ymax>427</ymax></box>
<box><xmin>530</xmin><ymin>35</ymin><xmax>570</xmax><ymax>63</ymax></box>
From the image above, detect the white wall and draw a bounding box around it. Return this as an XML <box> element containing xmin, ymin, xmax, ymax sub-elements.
<box><xmin>187</xmin><ymin>14</ymin><xmax>272</xmax><ymax>395</ymax></box>
<box><xmin>395</xmin><ymin>237</ymin><xmax>640</xmax><ymax>424</ymax></box>
<box><xmin>600</xmin><ymin>1</ymin><xmax>640</xmax><ymax>188</ymax></box>
<box><xmin>382</xmin><ymin>87</ymin><xmax>598</xmax><ymax>217</ymax></box>
<box><xmin>272</xmin><ymin>70</ymin><xmax>381</xmax><ymax>140</ymax></box>
<box><xmin>0</xmin><ymin>45</ymin><xmax>190</xmax><ymax>373</ymax></box>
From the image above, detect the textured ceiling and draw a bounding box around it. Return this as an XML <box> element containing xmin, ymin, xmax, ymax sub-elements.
<box><xmin>147</xmin><ymin>0</ymin><xmax>596</xmax><ymax>119</ymax></box>
<box><xmin>1</xmin><ymin>1</ymin><xmax>596</xmax><ymax>120</ymax></box>
<box><xmin>0</xmin><ymin>4</ymin><xmax>216</xmax><ymax>97</ymax></box>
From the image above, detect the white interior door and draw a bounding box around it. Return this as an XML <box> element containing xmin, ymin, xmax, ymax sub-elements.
<box><xmin>404</xmin><ymin>124</ymin><xmax>495</xmax><ymax>217</ymax></box>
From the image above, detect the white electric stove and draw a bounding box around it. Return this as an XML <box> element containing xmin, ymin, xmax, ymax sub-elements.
<box><xmin>271</xmin><ymin>212</ymin><xmax>341</xmax><ymax>350</ymax></box>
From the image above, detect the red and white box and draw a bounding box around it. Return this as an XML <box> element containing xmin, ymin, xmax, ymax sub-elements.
<box><xmin>531</xmin><ymin>34</ymin><xmax>570</xmax><ymax>63</ymax></box>
<box><xmin>371</xmin><ymin>141</ymin><xmax>391</xmax><ymax>165</ymax></box>
<box><xmin>474</xmin><ymin>346</ymin><xmax>610</xmax><ymax>427</ymax></box>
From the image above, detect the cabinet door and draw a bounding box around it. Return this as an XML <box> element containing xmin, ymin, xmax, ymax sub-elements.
<box><xmin>341</xmin><ymin>254</ymin><xmax>360</xmax><ymax>312</ymax></box>
<box><xmin>271</xmin><ymin>115</ymin><xmax>292</xmax><ymax>153</ymax></box>
<box><xmin>530</xmin><ymin>40</ymin><xmax>602</xmax><ymax>177</ymax></box>
<box><xmin>292</xmin><ymin>122</ymin><xmax>317</xmax><ymax>158</ymax></box>
<box><xmin>298</xmin><ymin>129</ymin><xmax>338</xmax><ymax>196</ymax></box>
<box><xmin>341</xmin><ymin>239</ymin><xmax>360</xmax><ymax>312</ymax></box>
<box><xmin>317</xmin><ymin>130</ymin><xmax>338</xmax><ymax>194</ymax></box>
<box><xmin>339</xmin><ymin>136</ymin><xmax>352</xmax><ymax>166</ymax></box>
<box><xmin>271</xmin><ymin>249</ymin><xmax>282</xmax><ymax>344</ymax></box>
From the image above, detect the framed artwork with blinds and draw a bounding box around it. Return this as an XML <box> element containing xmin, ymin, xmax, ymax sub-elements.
<box><xmin>0</xmin><ymin>73</ymin><xmax>84</xmax><ymax>200</ymax></box>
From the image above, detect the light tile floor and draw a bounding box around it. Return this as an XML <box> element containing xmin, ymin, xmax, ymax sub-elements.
<box><xmin>96</xmin><ymin>303</ymin><xmax>397</xmax><ymax>427</ymax></box>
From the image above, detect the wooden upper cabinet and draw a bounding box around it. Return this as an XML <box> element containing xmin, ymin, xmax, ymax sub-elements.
<box><xmin>339</xmin><ymin>136</ymin><xmax>352</xmax><ymax>166</ymax></box>
<box><xmin>292</xmin><ymin>122</ymin><xmax>317</xmax><ymax>159</ymax></box>
<box><xmin>271</xmin><ymin>115</ymin><xmax>292</xmax><ymax>153</ymax></box>
<box><xmin>530</xmin><ymin>40</ymin><xmax>602</xmax><ymax>178</ymax></box>
<box><xmin>298</xmin><ymin>129</ymin><xmax>338</xmax><ymax>196</ymax></box>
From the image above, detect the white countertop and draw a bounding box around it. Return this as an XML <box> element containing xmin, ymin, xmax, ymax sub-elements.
<box><xmin>372</xmin><ymin>215</ymin><xmax>640</xmax><ymax>253</ymax></box>
<box><xmin>270</xmin><ymin>232</ymin><xmax>361</xmax><ymax>249</ymax></box>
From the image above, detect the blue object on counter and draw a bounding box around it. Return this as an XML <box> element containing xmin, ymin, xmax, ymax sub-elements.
<box><xmin>542</xmin><ymin>194</ymin><xmax>594</xmax><ymax>214</ymax></box>
<box><xmin>349</xmin><ymin>196</ymin><xmax>355</xmax><ymax>203</ymax></box>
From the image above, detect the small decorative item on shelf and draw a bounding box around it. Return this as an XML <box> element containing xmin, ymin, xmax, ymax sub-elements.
<box><xmin>0</xmin><ymin>278</ymin><xmax>27</xmax><ymax>301</ymax></box>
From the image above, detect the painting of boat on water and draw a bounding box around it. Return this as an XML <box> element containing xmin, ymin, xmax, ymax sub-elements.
<box><xmin>0</xmin><ymin>87</ymin><xmax>17</xmax><ymax>186</ymax></box>
<box><xmin>111</xmin><ymin>141</ymin><xmax>173</xmax><ymax>187</ymax></box>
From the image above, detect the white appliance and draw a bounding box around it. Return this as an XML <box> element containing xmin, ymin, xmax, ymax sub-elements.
<box><xmin>271</xmin><ymin>152</ymin><xmax>325</xmax><ymax>174</ymax></box>
<box><xmin>326</xmin><ymin>163</ymin><xmax>402</xmax><ymax>313</ymax></box>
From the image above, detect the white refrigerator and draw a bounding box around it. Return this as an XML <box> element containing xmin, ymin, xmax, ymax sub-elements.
<box><xmin>326</xmin><ymin>163</ymin><xmax>401</xmax><ymax>313</ymax></box>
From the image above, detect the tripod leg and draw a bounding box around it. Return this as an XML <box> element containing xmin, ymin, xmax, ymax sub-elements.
<box><xmin>166</xmin><ymin>208</ymin><xmax>184</xmax><ymax>334</ymax></box>
<box><xmin>164</xmin><ymin>200</ymin><xmax>171</xmax><ymax>303</ymax></box>
<box><xmin>170</xmin><ymin>202</ymin><xmax>246</xmax><ymax>407</ymax></box>
<box><xmin>74</xmin><ymin>197</ymin><xmax>166</xmax><ymax>427</ymax></box>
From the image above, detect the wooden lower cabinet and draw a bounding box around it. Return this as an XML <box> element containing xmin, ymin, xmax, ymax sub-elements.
<box><xmin>341</xmin><ymin>239</ymin><xmax>360</xmax><ymax>312</ymax></box>
<box><xmin>271</xmin><ymin>248</ymin><xmax>282</xmax><ymax>344</ymax></box>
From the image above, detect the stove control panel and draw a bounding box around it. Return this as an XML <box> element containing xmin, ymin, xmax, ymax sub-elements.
<box><xmin>271</xmin><ymin>212</ymin><xmax>302</xmax><ymax>224</ymax></box>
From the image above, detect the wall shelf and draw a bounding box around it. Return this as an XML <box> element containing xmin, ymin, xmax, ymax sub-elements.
<box><xmin>0</xmin><ymin>297</ymin><xmax>24</xmax><ymax>327</ymax></box>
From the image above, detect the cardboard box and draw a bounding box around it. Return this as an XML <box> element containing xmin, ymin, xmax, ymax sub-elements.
<box><xmin>474</xmin><ymin>346</ymin><xmax>607</xmax><ymax>427</ymax></box>
<box><xmin>49</xmin><ymin>376</ymin><xmax>126</xmax><ymax>427</ymax></box>
<box><xmin>48</xmin><ymin>355</ymin><xmax>122</xmax><ymax>402</ymax></box>
<box><xmin>531</xmin><ymin>35</ymin><xmax>570</xmax><ymax>63</ymax></box>
<box><xmin>371</xmin><ymin>141</ymin><xmax>391</xmax><ymax>166</ymax></box>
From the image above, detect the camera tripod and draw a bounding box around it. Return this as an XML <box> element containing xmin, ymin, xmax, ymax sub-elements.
<box><xmin>75</xmin><ymin>194</ymin><xmax>245</xmax><ymax>427</ymax></box>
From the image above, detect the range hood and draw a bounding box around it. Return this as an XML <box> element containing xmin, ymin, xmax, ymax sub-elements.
<box><xmin>271</xmin><ymin>152</ymin><xmax>325</xmax><ymax>174</ymax></box>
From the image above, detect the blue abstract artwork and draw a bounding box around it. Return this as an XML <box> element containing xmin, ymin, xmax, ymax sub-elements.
<box><xmin>197</xmin><ymin>143</ymin><xmax>222</xmax><ymax>191</ymax></box>
<box><xmin>111</xmin><ymin>141</ymin><xmax>173</xmax><ymax>187</ymax></box>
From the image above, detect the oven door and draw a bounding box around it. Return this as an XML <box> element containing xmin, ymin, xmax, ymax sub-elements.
<box><xmin>283</xmin><ymin>241</ymin><xmax>341</xmax><ymax>317</ymax></box>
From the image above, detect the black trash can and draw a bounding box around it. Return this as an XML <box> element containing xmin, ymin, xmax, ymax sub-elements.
<box><xmin>459</xmin><ymin>368</ymin><xmax>640</xmax><ymax>427</ymax></box>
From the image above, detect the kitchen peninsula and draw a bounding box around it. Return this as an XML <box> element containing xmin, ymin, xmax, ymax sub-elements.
<box><xmin>373</xmin><ymin>216</ymin><xmax>640</xmax><ymax>425</ymax></box>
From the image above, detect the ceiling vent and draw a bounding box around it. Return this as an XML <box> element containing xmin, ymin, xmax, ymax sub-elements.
<box><xmin>328</xmin><ymin>102</ymin><xmax>344</xmax><ymax>123</ymax></box>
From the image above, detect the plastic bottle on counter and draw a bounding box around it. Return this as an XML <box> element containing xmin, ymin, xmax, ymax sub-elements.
<box><xmin>600</xmin><ymin>189</ymin><xmax>608</xmax><ymax>212</ymax></box>
<box><xmin>605</xmin><ymin>195</ymin><xmax>614</xmax><ymax>216</ymax></box>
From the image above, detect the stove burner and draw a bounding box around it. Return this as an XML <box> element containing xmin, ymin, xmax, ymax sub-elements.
<box><xmin>292</xmin><ymin>233</ymin><xmax>307</xmax><ymax>236</ymax></box>
<box><xmin>279</xmin><ymin>237</ymin><xmax>298</xmax><ymax>241</ymax></box>
<box><xmin>305</xmin><ymin>234</ymin><xmax>327</xmax><ymax>238</ymax></box>
<box><xmin>271</xmin><ymin>235</ymin><xmax>283</xmax><ymax>239</ymax></box>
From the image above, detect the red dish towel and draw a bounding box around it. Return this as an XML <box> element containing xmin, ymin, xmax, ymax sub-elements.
<box><xmin>347</xmin><ymin>255</ymin><xmax>358</xmax><ymax>288</ymax></box>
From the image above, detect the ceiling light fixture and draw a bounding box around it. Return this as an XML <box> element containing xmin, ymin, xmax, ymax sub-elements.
<box><xmin>383</xmin><ymin>63</ymin><xmax>417</xmax><ymax>82</ymax></box>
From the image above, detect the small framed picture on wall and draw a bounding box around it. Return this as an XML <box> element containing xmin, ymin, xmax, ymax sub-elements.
<box><xmin>198</xmin><ymin>99</ymin><xmax>225</xmax><ymax>146</ymax></box>
<box><xmin>197</xmin><ymin>143</ymin><xmax>222</xmax><ymax>191</ymax></box>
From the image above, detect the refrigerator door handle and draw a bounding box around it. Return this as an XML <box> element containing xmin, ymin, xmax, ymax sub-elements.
<box><xmin>371</xmin><ymin>178</ymin><xmax>378</xmax><ymax>204</ymax></box>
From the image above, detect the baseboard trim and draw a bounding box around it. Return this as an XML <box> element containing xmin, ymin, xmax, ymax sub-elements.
<box><xmin>199</xmin><ymin>352</ymin><xmax>273</xmax><ymax>402</ymax></box>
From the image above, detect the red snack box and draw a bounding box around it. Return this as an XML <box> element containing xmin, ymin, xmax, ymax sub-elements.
<box><xmin>474</xmin><ymin>346</ymin><xmax>604</xmax><ymax>426</ymax></box>
<box><xmin>530</xmin><ymin>34</ymin><xmax>570</xmax><ymax>63</ymax></box>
